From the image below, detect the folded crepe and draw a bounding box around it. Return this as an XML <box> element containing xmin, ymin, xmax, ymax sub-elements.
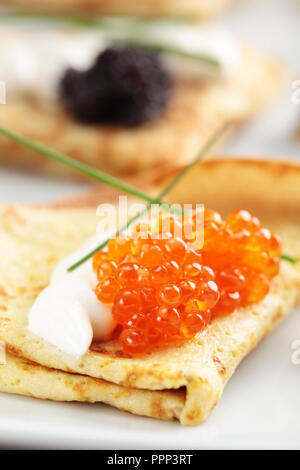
<box><xmin>0</xmin><ymin>158</ymin><xmax>300</xmax><ymax>425</ymax></box>
<box><xmin>0</xmin><ymin>23</ymin><xmax>283</xmax><ymax>182</ymax></box>
<box><xmin>1</xmin><ymin>0</ymin><xmax>236</xmax><ymax>18</ymax></box>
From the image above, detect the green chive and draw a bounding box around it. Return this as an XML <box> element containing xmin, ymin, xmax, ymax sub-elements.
<box><xmin>0</xmin><ymin>125</ymin><xmax>295</xmax><ymax>269</ymax></box>
<box><xmin>281</xmin><ymin>254</ymin><xmax>298</xmax><ymax>264</ymax></box>
<box><xmin>68</xmin><ymin>210</ymin><xmax>144</xmax><ymax>271</ymax></box>
<box><xmin>0</xmin><ymin>126</ymin><xmax>166</xmax><ymax>207</ymax></box>
<box><xmin>68</xmin><ymin>122</ymin><xmax>231</xmax><ymax>271</ymax></box>
<box><xmin>2</xmin><ymin>12</ymin><xmax>221</xmax><ymax>69</ymax></box>
<box><xmin>115</xmin><ymin>37</ymin><xmax>221</xmax><ymax>69</ymax></box>
<box><xmin>158</xmin><ymin>123</ymin><xmax>231</xmax><ymax>198</ymax></box>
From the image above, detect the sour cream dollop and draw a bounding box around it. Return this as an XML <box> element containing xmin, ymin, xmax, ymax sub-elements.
<box><xmin>0</xmin><ymin>21</ymin><xmax>240</xmax><ymax>105</ymax></box>
<box><xmin>28</xmin><ymin>234</ymin><xmax>116</xmax><ymax>356</ymax></box>
<box><xmin>0</xmin><ymin>28</ymin><xmax>106</xmax><ymax>104</ymax></box>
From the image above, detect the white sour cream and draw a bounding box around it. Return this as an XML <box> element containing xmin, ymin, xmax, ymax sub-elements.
<box><xmin>0</xmin><ymin>22</ymin><xmax>240</xmax><ymax>106</ymax></box>
<box><xmin>0</xmin><ymin>28</ymin><xmax>107</xmax><ymax>104</ymax></box>
<box><xmin>28</xmin><ymin>233</ymin><xmax>116</xmax><ymax>356</ymax></box>
<box><xmin>140</xmin><ymin>21</ymin><xmax>240</xmax><ymax>79</ymax></box>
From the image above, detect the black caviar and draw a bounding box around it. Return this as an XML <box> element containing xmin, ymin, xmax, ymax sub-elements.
<box><xmin>60</xmin><ymin>46</ymin><xmax>172</xmax><ymax>127</ymax></box>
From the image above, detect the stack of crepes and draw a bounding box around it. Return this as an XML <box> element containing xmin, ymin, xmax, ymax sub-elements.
<box><xmin>0</xmin><ymin>158</ymin><xmax>300</xmax><ymax>425</ymax></box>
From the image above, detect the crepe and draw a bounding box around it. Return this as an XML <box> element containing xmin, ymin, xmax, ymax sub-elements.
<box><xmin>0</xmin><ymin>46</ymin><xmax>283</xmax><ymax>182</ymax></box>
<box><xmin>1</xmin><ymin>0</ymin><xmax>236</xmax><ymax>18</ymax></box>
<box><xmin>0</xmin><ymin>158</ymin><xmax>300</xmax><ymax>425</ymax></box>
<box><xmin>0</xmin><ymin>353</ymin><xmax>185</xmax><ymax>421</ymax></box>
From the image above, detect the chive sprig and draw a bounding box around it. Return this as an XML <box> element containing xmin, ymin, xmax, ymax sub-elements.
<box><xmin>2</xmin><ymin>11</ymin><xmax>221</xmax><ymax>70</ymax></box>
<box><xmin>0</xmin><ymin>124</ymin><xmax>297</xmax><ymax>267</ymax></box>
<box><xmin>0</xmin><ymin>126</ymin><xmax>170</xmax><ymax>208</ymax></box>
<box><xmin>67</xmin><ymin>121</ymin><xmax>231</xmax><ymax>270</ymax></box>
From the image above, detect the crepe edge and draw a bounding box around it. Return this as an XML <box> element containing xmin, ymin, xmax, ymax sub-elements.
<box><xmin>2</xmin><ymin>261</ymin><xmax>300</xmax><ymax>425</ymax></box>
<box><xmin>3</xmin><ymin>276</ymin><xmax>300</xmax><ymax>425</ymax></box>
<box><xmin>3</xmin><ymin>0</ymin><xmax>236</xmax><ymax>18</ymax></box>
<box><xmin>0</xmin><ymin>353</ymin><xmax>186</xmax><ymax>423</ymax></box>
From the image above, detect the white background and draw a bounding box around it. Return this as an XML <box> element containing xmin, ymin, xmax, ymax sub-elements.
<box><xmin>0</xmin><ymin>0</ymin><xmax>299</xmax><ymax>450</ymax></box>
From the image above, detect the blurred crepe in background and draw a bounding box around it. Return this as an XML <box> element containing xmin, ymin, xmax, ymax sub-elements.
<box><xmin>0</xmin><ymin>0</ymin><xmax>237</xmax><ymax>19</ymax></box>
<box><xmin>0</xmin><ymin>0</ymin><xmax>298</xmax><ymax>206</ymax></box>
<box><xmin>0</xmin><ymin>17</ymin><xmax>283</xmax><ymax>182</ymax></box>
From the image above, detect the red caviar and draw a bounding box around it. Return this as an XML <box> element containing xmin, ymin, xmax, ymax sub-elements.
<box><xmin>93</xmin><ymin>209</ymin><xmax>282</xmax><ymax>356</ymax></box>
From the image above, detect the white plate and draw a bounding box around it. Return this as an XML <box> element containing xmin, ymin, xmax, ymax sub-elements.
<box><xmin>0</xmin><ymin>0</ymin><xmax>300</xmax><ymax>450</ymax></box>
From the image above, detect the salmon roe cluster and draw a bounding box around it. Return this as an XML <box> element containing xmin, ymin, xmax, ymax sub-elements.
<box><xmin>93</xmin><ymin>209</ymin><xmax>282</xmax><ymax>356</ymax></box>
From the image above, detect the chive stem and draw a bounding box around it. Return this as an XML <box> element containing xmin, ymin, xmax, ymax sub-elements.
<box><xmin>68</xmin><ymin>122</ymin><xmax>231</xmax><ymax>271</ymax></box>
<box><xmin>0</xmin><ymin>126</ymin><xmax>164</xmax><ymax>206</ymax></box>
<box><xmin>2</xmin><ymin>11</ymin><xmax>221</xmax><ymax>69</ymax></box>
<box><xmin>158</xmin><ymin>122</ymin><xmax>230</xmax><ymax>199</ymax></box>
<box><xmin>116</xmin><ymin>37</ymin><xmax>221</xmax><ymax>69</ymax></box>
<box><xmin>1</xmin><ymin>124</ymin><xmax>295</xmax><ymax>268</ymax></box>
<box><xmin>281</xmin><ymin>254</ymin><xmax>298</xmax><ymax>264</ymax></box>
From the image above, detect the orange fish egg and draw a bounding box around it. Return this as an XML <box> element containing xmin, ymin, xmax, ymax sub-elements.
<box><xmin>93</xmin><ymin>208</ymin><xmax>282</xmax><ymax>356</ymax></box>
<box><xmin>107</xmin><ymin>235</ymin><xmax>132</xmax><ymax>263</ymax></box>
